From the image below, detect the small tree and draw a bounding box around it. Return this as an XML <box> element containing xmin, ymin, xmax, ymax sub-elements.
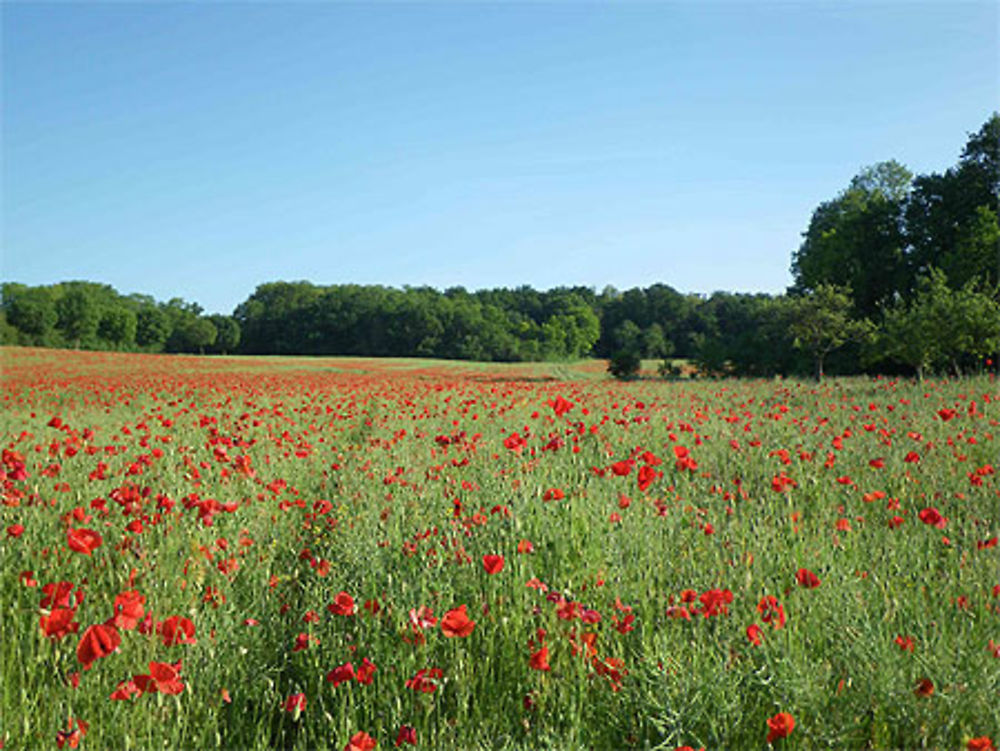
<box><xmin>880</xmin><ymin>268</ymin><xmax>1000</xmax><ymax>378</ymax></box>
<box><xmin>168</xmin><ymin>317</ymin><xmax>217</xmax><ymax>354</ymax></box>
<box><xmin>657</xmin><ymin>358</ymin><xmax>682</xmax><ymax>379</ymax></box>
<box><xmin>789</xmin><ymin>284</ymin><xmax>873</xmax><ymax>380</ymax></box>
<box><xmin>608</xmin><ymin>349</ymin><xmax>641</xmax><ymax>380</ymax></box>
<box><xmin>880</xmin><ymin>295</ymin><xmax>937</xmax><ymax>380</ymax></box>
<box><xmin>931</xmin><ymin>273</ymin><xmax>1000</xmax><ymax>376</ymax></box>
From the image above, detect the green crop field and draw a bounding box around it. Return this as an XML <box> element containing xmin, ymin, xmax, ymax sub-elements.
<box><xmin>1</xmin><ymin>347</ymin><xmax>997</xmax><ymax>750</ymax></box>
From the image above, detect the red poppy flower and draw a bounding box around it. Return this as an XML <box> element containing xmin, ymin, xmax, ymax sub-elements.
<box><xmin>795</xmin><ymin>568</ymin><xmax>821</xmax><ymax>589</ymax></box>
<box><xmin>40</xmin><ymin>608</ymin><xmax>80</xmax><ymax>640</ymax></box>
<box><xmin>698</xmin><ymin>589</ymin><xmax>733</xmax><ymax>618</ymax></box>
<box><xmin>284</xmin><ymin>693</ymin><xmax>307</xmax><ymax>714</ymax></box>
<box><xmin>134</xmin><ymin>660</ymin><xmax>185</xmax><ymax>695</ymax></box>
<box><xmin>610</xmin><ymin>460</ymin><xmax>633</xmax><ymax>476</ymax></box>
<box><xmin>113</xmin><ymin>590</ymin><xmax>146</xmax><ymax>631</ymax></box>
<box><xmin>529</xmin><ymin>645</ymin><xmax>551</xmax><ymax>671</ymax></box>
<box><xmin>746</xmin><ymin>623</ymin><xmax>764</xmax><ymax>646</ymax></box>
<box><xmin>408</xmin><ymin>606</ymin><xmax>437</xmax><ymax>630</ymax></box>
<box><xmin>292</xmin><ymin>633</ymin><xmax>317</xmax><ymax>652</ymax></box>
<box><xmin>757</xmin><ymin>596</ymin><xmax>786</xmax><ymax>629</ymax></box>
<box><xmin>395</xmin><ymin>725</ymin><xmax>417</xmax><ymax>746</ymax></box>
<box><xmin>159</xmin><ymin>615</ymin><xmax>197</xmax><ymax>646</ymax></box>
<box><xmin>766</xmin><ymin>712</ymin><xmax>795</xmax><ymax>743</ymax></box>
<box><xmin>914</xmin><ymin>678</ymin><xmax>934</xmax><ymax>697</ymax></box>
<box><xmin>66</xmin><ymin>528</ymin><xmax>103</xmax><ymax>556</ymax></box>
<box><xmin>328</xmin><ymin>591</ymin><xmax>357</xmax><ymax>616</ymax></box>
<box><xmin>326</xmin><ymin>662</ymin><xmax>355</xmax><ymax>686</ymax></box>
<box><xmin>967</xmin><ymin>737</ymin><xmax>996</xmax><ymax>751</ymax></box>
<box><xmin>110</xmin><ymin>679</ymin><xmax>140</xmax><ymax>701</ymax></box>
<box><xmin>345</xmin><ymin>731</ymin><xmax>377</xmax><ymax>751</ymax></box>
<box><xmin>771</xmin><ymin>473</ymin><xmax>797</xmax><ymax>492</ymax></box>
<box><xmin>503</xmin><ymin>433</ymin><xmax>526</xmax><ymax>453</ymax></box>
<box><xmin>637</xmin><ymin>464</ymin><xmax>658</xmax><ymax>491</ymax></box>
<box><xmin>549</xmin><ymin>396</ymin><xmax>574</xmax><ymax>416</ymax></box>
<box><xmin>356</xmin><ymin>657</ymin><xmax>377</xmax><ymax>685</ymax></box>
<box><xmin>895</xmin><ymin>635</ymin><xmax>915</xmax><ymax>652</ymax></box>
<box><xmin>918</xmin><ymin>507</ymin><xmax>946</xmax><ymax>528</ymax></box>
<box><xmin>6</xmin><ymin>524</ymin><xmax>24</xmax><ymax>538</ymax></box>
<box><xmin>482</xmin><ymin>554</ymin><xmax>504</xmax><ymax>574</ymax></box>
<box><xmin>405</xmin><ymin>667</ymin><xmax>443</xmax><ymax>693</ymax></box>
<box><xmin>440</xmin><ymin>604</ymin><xmax>475</xmax><ymax>637</ymax></box>
<box><xmin>77</xmin><ymin>622</ymin><xmax>121</xmax><ymax>669</ymax></box>
<box><xmin>55</xmin><ymin>718</ymin><xmax>89</xmax><ymax>749</ymax></box>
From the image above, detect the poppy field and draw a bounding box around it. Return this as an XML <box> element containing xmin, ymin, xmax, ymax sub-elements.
<box><xmin>1</xmin><ymin>347</ymin><xmax>998</xmax><ymax>750</ymax></box>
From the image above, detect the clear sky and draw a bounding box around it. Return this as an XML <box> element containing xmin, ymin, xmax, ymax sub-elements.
<box><xmin>2</xmin><ymin>2</ymin><xmax>997</xmax><ymax>315</ymax></box>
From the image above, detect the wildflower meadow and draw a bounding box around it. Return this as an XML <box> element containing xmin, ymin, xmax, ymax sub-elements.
<box><xmin>1</xmin><ymin>347</ymin><xmax>997</xmax><ymax>750</ymax></box>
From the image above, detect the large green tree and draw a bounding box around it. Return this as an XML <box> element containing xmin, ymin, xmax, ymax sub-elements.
<box><xmin>97</xmin><ymin>305</ymin><xmax>138</xmax><ymax>349</ymax></box>
<box><xmin>134</xmin><ymin>304</ymin><xmax>172</xmax><ymax>350</ymax></box>
<box><xmin>3</xmin><ymin>283</ymin><xmax>58</xmax><ymax>344</ymax></box>
<box><xmin>791</xmin><ymin>160</ymin><xmax>912</xmax><ymax>317</ymax></box>
<box><xmin>207</xmin><ymin>315</ymin><xmax>241</xmax><ymax>354</ymax></box>
<box><xmin>54</xmin><ymin>283</ymin><xmax>103</xmax><ymax>348</ymax></box>
<box><xmin>906</xmin><ymin>114</ymin><xmax>1000</xmax><ymax>291</ymax></box>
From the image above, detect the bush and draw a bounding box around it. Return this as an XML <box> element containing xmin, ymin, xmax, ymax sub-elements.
<box><xmin>658</xmin><ymin>359</ymin><xmax>682</xmax><ymax>379</ymax></box>
<box><xmin>608</xmin><ymin>349</ymin><xmax>641</xmax><ymax>380</ymax></box>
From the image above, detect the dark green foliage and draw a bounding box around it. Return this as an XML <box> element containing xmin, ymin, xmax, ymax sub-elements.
<box><xmin>207</xmin><ymin>315</ymin><xmax>241</xmax><ymax>354</ymax></box>
<box><xmin>3</xmin><ymin>283</ymin><xmax>58</xmax><ymax>344</ymax></box>
<box><xmin>97</xmin><ymin>305</ymin><xmax>137</xmax><ymax>349</ymax></box>
<box><xmin>0</xmin><ymin>283</ymin><xmax>218</xmax><ymax>354</ymax></box>
<box><xmin>607</xmin><ymin>349</ymin><xmax>641</xmax><ymax>380</ymax></box>
<box><xmin>791</xmin><ymin>161</ymin><xmax>911</xmax><ymax>318</ymax></box>
<box><xmin>788</xmin><ymin>285</ymin><xmax>874</xmax><ymax>381</ymax></box>
<box><xmin>877</xmin><ymin>268</ymin><xmax>1000</xmax><ymax>378</ymax></box>
<box><xmin>232</xmin><ymin>282</ymin><xmax>601</xmax><ymax>361</ymax></box>
<box><xmin>134</xmin><ymin>304</ymin><xmax>171</xmax><ymax>349</ymax></box>
<box><xmin>793</xmin><ymin>114</ymin><xmax>999</xmax><ymax>311</ymax></box>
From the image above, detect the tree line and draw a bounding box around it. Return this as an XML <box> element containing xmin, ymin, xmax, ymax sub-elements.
<box><xmin>0</xmin><ymin>282</ymin><xmax>239</xmax><ymax>355</ymax></box>
<box><xmin>2</xmin><ymin>114</ymin><xmax>997</xmax><ymax>378</ymax></box>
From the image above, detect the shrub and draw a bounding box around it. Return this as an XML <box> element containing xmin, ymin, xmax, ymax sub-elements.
<box><xmin>608</xmin><ymin>349</ymin><xmax>641</xmax><ymax>380</ymax></box>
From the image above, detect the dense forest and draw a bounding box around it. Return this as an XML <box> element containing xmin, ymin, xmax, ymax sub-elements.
<box><xmin>2</xmin><ymin>114</ymin><xmax>998</xmax><ymax>378</ymax></box>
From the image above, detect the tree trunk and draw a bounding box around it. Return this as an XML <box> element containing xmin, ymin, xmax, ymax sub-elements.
<box><xmin>815</xmin><ymin>354</ymin><xmax>824</xmax><ymax>382</ymax></box>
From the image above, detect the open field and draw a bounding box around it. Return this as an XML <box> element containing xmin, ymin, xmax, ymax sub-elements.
<box><xmin>1</xmin><ymin>348</ymin><xmax>997</xmax><ymax>750</ymax></box>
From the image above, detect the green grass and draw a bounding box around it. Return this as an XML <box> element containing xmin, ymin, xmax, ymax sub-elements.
<box><xmin>1</xmin><ymin>348</ymin><xmax>997</xmax><ymax>750</ymax></box>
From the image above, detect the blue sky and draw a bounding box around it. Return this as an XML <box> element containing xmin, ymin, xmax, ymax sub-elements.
<box><xmin>3</xmin><ymin>2</ymin><xmax>997</xmax><ymax>315</ymax></box>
